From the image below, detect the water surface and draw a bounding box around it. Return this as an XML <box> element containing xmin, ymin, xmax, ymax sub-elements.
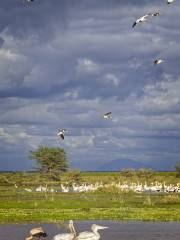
<box><xmin>0</xmin><ymin>221</ymin><xmax>180</xmax><ymax>240</ymax></box>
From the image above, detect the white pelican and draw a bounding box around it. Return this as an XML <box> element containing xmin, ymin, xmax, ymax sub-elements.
<box><xmin>167</xmin><ymin>0</ymin><xmax>175</xmax><ymax>4</ymax></box>
<box><xmin>75</xmin><ymin>224</ymin><xmax>108</xmax><ymax>240</ymax></box>
<box><xmin>103</xmin><ymin>112</ymin><xmax>112</xmax><ymax>120</ymax></box>
<box><xmin>57</xmin><ymin>129</ymin><xmax>68</xmax><ymax>140</ymax></box>
<box><xmin>132</xmin><ymin>14</ymin><xmax>151</xmax><ymax>28</ymax></box>
<box><xmin>53</xmin><ymin>220</ymin><xmax>76</xmax><ymax>240</ymax></box>
<box><xmin>153</xmin><ymin>59</ymin><xmax>165</xmax><ymax>65</ymax></box>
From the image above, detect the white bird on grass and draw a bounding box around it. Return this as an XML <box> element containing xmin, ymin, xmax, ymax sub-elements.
<box><xmin>167</xmin><ymin>0</ymin><xmax>175</xmax><ymax>4</ymax></box>
<box><xmin>53</xmin><ymin>220</ymin><xmax>76</xmax><ymax>240</ymax></box>
<box><xmin>153</xmin><ymin>59</ymin><xmax>165</xmax><ymax>65</ymax></box>
<box><xmin>103</xmin><ymin>112</ymin><xmax>112</xmax><ymax>120</ymax></box>
<box><xmin>75</xmin><ymin>224</ymin><xmax>108</xmax><ymax>240</ymax></box>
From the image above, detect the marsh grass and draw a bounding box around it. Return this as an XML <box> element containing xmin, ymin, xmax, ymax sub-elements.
<box><xmin>0</xmin><ymin>172</ymin><xmax>179</xmax><ymax>223</ymax></box>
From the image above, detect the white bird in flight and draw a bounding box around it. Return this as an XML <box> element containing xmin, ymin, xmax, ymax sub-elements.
<box><xmin>57</xmin><ymin>129</ymin><xmax>68</xmax><ymax>140</ymax></box>
<box><xmin>132</xmin><ymin>14</ymin><xmax>151</xmax><ymax>28</ymax></box>
<box><xmin>23</xmin><ymin>0</ymin><xmax>34</xmax><ymax>3</ymax></box>
<box><xmin>167</xmin><ymin>0</ymin><xmax>175</xmax><ymax>4</ymax></box>
<box><xmin>75</xmin><ymin>224</ymin><xmax>108</xmax><ymax>240</ymax></box>
<box><xmin>103</xmin><ymin>112</ymin><xmax>112</xmax><ymax>120</ymax></box>
<box><xmin>53</xmin><ymin>220</ymin><xmax>76</xmax><ymax>240</ymax></box>
<box><xmin>153</xmin><ymin>59</ymin><xmax>165</xmax><ymax>65</ymax></box>
<box><xmin>132</xmin><ymin>11</ymin><xmax>160</xmax><ymax>28</ymax></box>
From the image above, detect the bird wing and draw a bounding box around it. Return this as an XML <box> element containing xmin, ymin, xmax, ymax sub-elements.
<box><xmin>60</xmin><ymin>134</ymin><xmax>64</xmax><ymax>140</ymax></box>
<box><xmin>76</xmin><ymin>231</ymin><xmax>95</xmax><ymax>239</ymax></box>
<box><xmin>132</xmin><ymin>22</ymin><xmax>137</xmax><ymax>28</ymax></box>
<box><xmin>106</xmin><ymin>112</ymin><xmax>112</xmax><ymax>115</ymax></box>
<box><xmin>53</xmin><ymin>233</ymin><xmax>74</xmax><ymax>240</ymax></box>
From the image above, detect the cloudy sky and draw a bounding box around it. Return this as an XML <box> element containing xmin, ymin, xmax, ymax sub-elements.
<box><xmin>0</xmin><ymin>0</ymin><xmax>180</xmax><ymax>171</ymax></box>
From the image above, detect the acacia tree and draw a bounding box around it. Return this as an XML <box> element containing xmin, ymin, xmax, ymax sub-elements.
<box><xmin>175</xmin><ymin>163</ymin><xmax>180</xmax><ymax>177</ymax></box>
<box><xmin>29</xmin><ymin>146</ymin><xmax>69</xmax><ymax>179</ymax></box>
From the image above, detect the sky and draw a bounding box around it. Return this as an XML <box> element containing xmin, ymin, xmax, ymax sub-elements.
<box><xmin>0</xmin><ymin>0</ymin><xmax>180</xmax><ymax>171</ymax></box>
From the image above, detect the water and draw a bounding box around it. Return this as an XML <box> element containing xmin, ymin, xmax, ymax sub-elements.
<box><xmin>0</xmin><ymin>221</ymin><xmax>180</xmax><ymax>240</ymax></box>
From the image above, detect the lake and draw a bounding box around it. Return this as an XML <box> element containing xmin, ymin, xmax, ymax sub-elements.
<box><xmin>0</xmin><ymin>221</ymin><xmax>180</xmax><ymax>240</ymax></box>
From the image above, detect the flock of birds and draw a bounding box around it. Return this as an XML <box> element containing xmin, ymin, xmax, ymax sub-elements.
<box><xmin>23</xmin><ymin>181</ymin><xmax>180</xmax><ymax>194</ymax></box>
<box><xmin>54</xmin><ymin>0</ymin><xmax>175</xmax><ymax>140</ymax></box>
<box><xmin>21</xmin><ymin>0</ymin><xmax>176</xmax><ymax>143</ymax></box>
<box><xmin>26</xmin><ymin>221</ymin><xmax>108</xmax><ymax>240</ymax></box>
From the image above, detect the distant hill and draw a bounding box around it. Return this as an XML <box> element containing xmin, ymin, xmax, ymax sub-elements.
<box><xmin>96</xmin><ymin>159</ymin><xmax>150</xmax><ymax>171</ymax></box>
<box><xmin>71</xmin><ymin>158</ymin><xmax>179</xmax><ymax>171</ymax></box>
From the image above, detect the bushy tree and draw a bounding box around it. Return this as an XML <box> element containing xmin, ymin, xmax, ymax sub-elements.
<box><xmin>29</xmin><ymin>146</ymin><xmax>69</xmax><ymax>177</ymax></box>
<box><xmin>175</xmin><ymin>163</ymin><xmax>180</xmax><ymax>177</ymax></box>
<box><xmin>121</xmin><ymin>168</ymin><xmax>136</xmax><ymax>177</ymax></box>
<box><xmin>136</xmin><ymin>168</ymin><xmax>154</xmax><ymax>178</ymax></box>
<box><xmin>68</xmin><ymin>169</ymin><xmax>82</xmax><ymax>186</ymax></box>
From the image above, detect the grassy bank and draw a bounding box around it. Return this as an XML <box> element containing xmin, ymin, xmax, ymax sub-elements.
<box><xmin>0</xmin><ymin>172</ymin><xmax>179</xmax><ymax>223</ymax></box>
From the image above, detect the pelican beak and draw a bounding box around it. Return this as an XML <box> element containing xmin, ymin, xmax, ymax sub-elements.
<box><xmin>99</xmin><ymin>226</ymin><xmax>109</xmax><ymax>230</ymax></box>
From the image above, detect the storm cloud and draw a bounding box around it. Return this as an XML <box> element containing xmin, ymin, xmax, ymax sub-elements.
<box><xmin>0</xmin><ymin>0</ymin><xmax>180</xmax><ymax>171</ymax></box>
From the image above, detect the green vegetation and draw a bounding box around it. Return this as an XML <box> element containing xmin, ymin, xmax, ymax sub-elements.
<box><xmin>29</xmin><ymin>146</ymin><xmax>69</xmax><ymax>180</ymax></box>
<box><xmin>0</xmin><ymin>171</ymin><xmax>179</xmax><ymax>223</ymax></box>
<box><xmin>175</xmin><ymin>163</ymin><xmax>180</xmax><ymax>177</ymax></box>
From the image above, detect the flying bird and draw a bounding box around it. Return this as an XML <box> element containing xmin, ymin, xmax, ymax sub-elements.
<box><xmin>103</xmin><ymin>112</ymin><xmax>112</xmax><ymax>120</ymax></box>
<box><xmin>57</xmin><ymin>129</ymin><xmax>68</xmax><ymax>140</ymax></box>
<box><xmin>75</xmin><ymin>224</ymin><xmax>108</xmax><ymax>240</ymax></box>
<box><xmin>167</xmin><ymin>0</ymin><xmax>175</xmax><ymax>4</ymax></box>
<box><xmin>132</xmin><ymin>14</ymin><xmax>151</xmax><ymax>28</ymax></box>
<box><xmin>153</xmin><ymin>59</ymin><xmax>165</xmax><ymax>65</ymax></box>
<box><xmin>151</xmin><ymin>11</ymin><xmax>160</xmax><ymax>16</ymax></box>
<box><xmin>53</xmin><ymin>220</ymin><xmax>76</xmax><ymax>240</ymax></box>
<box><xmin>23</xmin><ymin>0</ymin><xmax>34</xmax><ymax>3</ymax></box>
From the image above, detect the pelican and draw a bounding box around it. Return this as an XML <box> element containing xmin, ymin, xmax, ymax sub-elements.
<box><xmin>167</xmin><ymin>0</ymin><xmax>175</xmax><ymax>4</ymax></box>
<box><xmin>132</xmin><ymin>14</ymin><xmax>151</xmax><ymax>28</ymax></box>
<box><xmin>103</xmin><ymin>112</ymin><xmax>112</xmax><ymax>120</ymax></box>
<box><xmin>53</xmin><ymin>220</ymin><xmax>76</xmax><ymax>240</ymax></box>
<box><xmin>57</xmin><ymin>129</ymin><xmax>67</xmax><ymax>140</ymax></box>
<box><xmin>75</xmin><ymin>224</ymin><xmax>108</xmax><ymax>240</ymax></box>
<box><xmin>153</xmin><ymin>59</ymin><xmax>165</xmax><ymax>65</ymax></box>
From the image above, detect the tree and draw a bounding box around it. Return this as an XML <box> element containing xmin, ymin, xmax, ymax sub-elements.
<box><xmin>175</xmin><ymin>162</ymin><xmax>180</xmax><ymax>177</ymax></box>
<box><xmin>29</xmin><ymin>146</ymin><xmax>69</xmax><ymax>177</ymax></box>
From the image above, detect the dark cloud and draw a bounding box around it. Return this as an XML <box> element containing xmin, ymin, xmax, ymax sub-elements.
<box><xmin>0</xmin><ymin>0</ymin><xmax>180</xmax><ymax>170</ymax></box>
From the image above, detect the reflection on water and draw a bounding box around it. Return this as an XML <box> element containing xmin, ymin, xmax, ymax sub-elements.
<box><xmin>0</xmin><ymin>221</ymin><xmax>180</xmax><ymax>240</ymax></box>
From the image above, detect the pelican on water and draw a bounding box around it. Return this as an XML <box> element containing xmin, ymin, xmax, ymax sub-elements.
<box><xmin>103</xmin><ymin>112</ymin><xmax>112</xmax><ymax>120</ymax></box>
<box><xmin>53</xmin><ymin>220</ymin><xmax>76</xmax><ymax>240</ymax></box>
<box><xmin>132</xmin><ymin>14</ymin><xmax>151</xmax><ymax>28</ymax></box>
<box><xmin>75</xmin><ymin>224</ymin><xmax>108</xmax><ymax>240</ymax></box>
<box><xmin>57</xmin><ymin>129</ymin><xmax>68</xmax><ymax>140</ymax></box>
<box><xmin>167</xmin><ymin>0</ymin><xmax>175</xmax><ymax>4</ymax></box>
<box><xmin>153</xmin><ymin>59</ymin><xmax>165</xmax><ymax>65</ymax></box>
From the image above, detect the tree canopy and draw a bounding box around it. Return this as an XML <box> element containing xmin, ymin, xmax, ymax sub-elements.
<box><xmin>175</xmin><ymin>162</ymin><xmax>180</xmax><ymax>177</ymax></box>
<box><xmin>29</xmin><ymin>146</ymin><xmax>69</xmax><ymax>175</ymax></box>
